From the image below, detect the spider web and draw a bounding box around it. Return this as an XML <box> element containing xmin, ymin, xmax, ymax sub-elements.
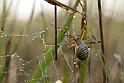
<box><xmin>0</xmin><ymin>23</ymin><xmax>75</xmax><ymax>83</ymax></box>
<box><xmin>0</xmin><ymin>14</ymin><xmax>104</xmax><ymax>83</ymax></box>
<box><xmin>0</xmin><ymin>1</ymin><xmax>104</xmax><ymax>82</ymax></box>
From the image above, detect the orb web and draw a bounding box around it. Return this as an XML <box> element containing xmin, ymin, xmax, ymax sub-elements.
<box><xmin>0</xmin><ymin>1</ymin><xmax>103</xmax><ymax>82</ymax></box>
<box><xmin>0</xmin><ymin>25</ymin><xmax>75</xmax><ymax>83</ymax></box>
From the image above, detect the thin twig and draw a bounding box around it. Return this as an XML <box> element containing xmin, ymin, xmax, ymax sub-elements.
<box><xmin>98</xmin><ymin>0</ymin><xmax>104</xmax><ymax>54</ymax></box>
<box><xmin>97</xmin><ymin>0</ymin><xmax>107</xmax><ymax>83</ymax></box>
<box><xmin>55</xmin><ymin>5</ymin><xmax>58</xmax><ymax>60</ymax></box>
<box><xmin>45</xmin><ymin>0</ymin><xmax>82</xmax><ymax>15</ymax></box>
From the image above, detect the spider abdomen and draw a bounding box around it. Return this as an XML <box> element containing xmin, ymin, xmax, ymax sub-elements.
<box><xmin>76</xmin><ymin>44</ymin><xmax>89</xmax><ymax>61</ymax></box>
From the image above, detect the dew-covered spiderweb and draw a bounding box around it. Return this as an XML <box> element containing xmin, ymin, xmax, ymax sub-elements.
<box><xmin>0</xmin><ymin>1</ymin><xmax>104</xmax><ymax>83</ymax></box>
<box><xmin>0</xmin><ymin>19</ymin><xmax>75</xmax><ymax>83</ymax></box>
<box><xmin>0</xmin><ymin>16</ymin><xmax>103</xmax><ymax>83</ymax></box>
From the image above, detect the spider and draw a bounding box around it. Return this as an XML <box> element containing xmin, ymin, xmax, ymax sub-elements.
<box><xmin>45</xmin><ymin>0</ymin><xmax>100</xmax><ymax>82</ymax></box>
<box><xmin>45</xmin><ymin>0</ymin><xmax>83</xmax><ymax>60</ymax></box>
<box><xmin>57</xmin><ymin>22</ymin><xmax>100</xmax><ymax>83</ymax></box>
<box><xmin>44</xmin><ymin>0</ymin><xmax>91</xmax><ymax>60</ymax></box>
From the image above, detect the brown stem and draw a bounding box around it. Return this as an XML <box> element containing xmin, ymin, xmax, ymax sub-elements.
<box><xmin>55</xmin><ymin>4</ymin><xmax>58</xmax><ymax>60</ymax></box>
<box><xmin>97</xmin><ymin>0</ymin><xmax>107</xmax><ymax>83</ymax></box>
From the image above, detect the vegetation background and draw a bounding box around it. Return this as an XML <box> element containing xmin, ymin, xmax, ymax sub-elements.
<box><xmin>0</xmin><ymin>0</ymin><xmax>124</xmax><ymax>83</ymax></box>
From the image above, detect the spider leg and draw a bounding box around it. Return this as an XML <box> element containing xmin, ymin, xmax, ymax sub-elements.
<box><xmin>64</xmin><ymin>40</ymin><xmax>76</xmax><ymax>49</ymax></box>
<box><xmin>84</xmin><ymin>40</ymin><xmax>101</xmax><ymax>45</ymax></box>
<box><xmin>58</xmin><ymin>27</ymin><xmax>77</xmax><ymax>42</ymax></box>
<box><xmin>84</xmin><ymin>34</ymin><xmax>101</xmax><ymax>45</ymax></box>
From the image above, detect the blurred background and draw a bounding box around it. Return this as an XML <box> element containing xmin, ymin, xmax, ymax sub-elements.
<box><xmin>0</xmin><ymin>0</ymin><xmax>124</xmax><ymax>83</ymax></box>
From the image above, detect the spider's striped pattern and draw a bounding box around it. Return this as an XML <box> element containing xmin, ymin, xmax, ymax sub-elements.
<box><xmin>76</xmin><ymin>43</ymin><xmax>89</xmax><ymax>61</ymax></box>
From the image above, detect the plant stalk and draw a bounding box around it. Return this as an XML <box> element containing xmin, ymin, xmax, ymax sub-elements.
<box><xmin>97</xmin><ymin>0</ymin><xmax>107</xmax><ymax>83</ymax></box>
<box><xmin>55</xmin><ymin>4</ymin><xmax>58</xmax><ymax>60</ymax></box>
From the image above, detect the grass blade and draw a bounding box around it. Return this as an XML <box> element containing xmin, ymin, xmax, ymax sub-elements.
<box><xmin>0</xmin><ymin>29</ymin><xmax>23</xmax><ymax>82</ymax></box>
<box><xmin>29</xmin><ymin>0</ymin><xmax>80</xmax><ymax>82</ymax></box>
<box><xmin>11</xmin><ymin>30</ymin><xmax>23</xmax><ymax>54</ymax></box>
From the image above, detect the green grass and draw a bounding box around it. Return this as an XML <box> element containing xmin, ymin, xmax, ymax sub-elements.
<box><xmin>29</xmin><ymin>1</ymin><xmax>80</xmax><ymax>82</ymax></box>
<box><xmin>0</xmin><ymin>0</ymin><xmax>121</xmax><ymax>83</ymax></box>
